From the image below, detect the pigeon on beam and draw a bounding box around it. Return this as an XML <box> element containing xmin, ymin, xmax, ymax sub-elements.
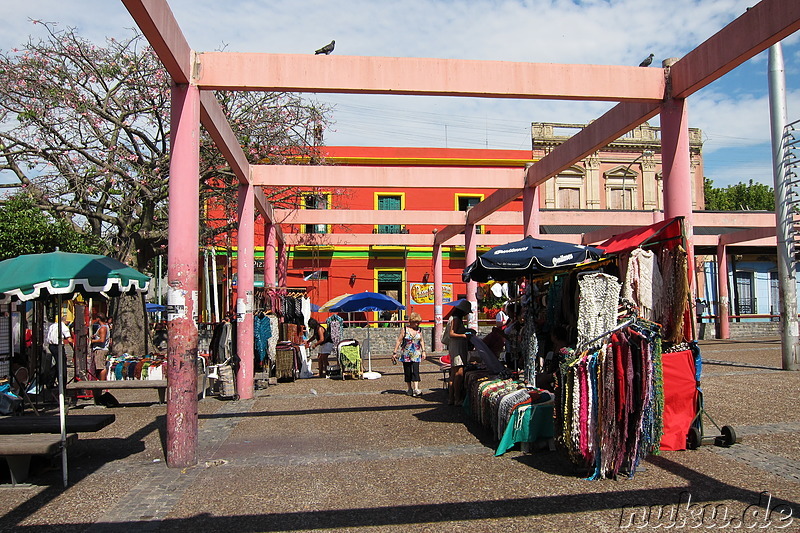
<box><xmin>315</xmin><ymin>40</ymin><xmax>335</xmax><ymax>55</ymax></box>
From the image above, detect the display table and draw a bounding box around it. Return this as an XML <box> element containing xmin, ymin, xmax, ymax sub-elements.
<box><xmin>495</xmin><ymin>401</ymin><xmax>555</xmax><ymax>456</ymax></box>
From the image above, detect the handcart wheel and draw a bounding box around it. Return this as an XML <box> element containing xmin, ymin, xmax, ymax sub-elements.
<box><xmin>232</xmin><ymin>394</ymin><xmax>240</xmax><ymax>401</ymax></box>
<box><xmin>687</xmin><ymin>427</ymin><xmax>702</xmax><ymax>450</ymax></box>
<box><xmin>721</xmin><ymin>425</ymin><xmax>737</xmax><ymax>446</ymax></box>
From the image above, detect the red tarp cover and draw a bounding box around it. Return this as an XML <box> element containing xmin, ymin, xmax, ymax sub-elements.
<box><xmin>597</xmin><ymin>217</ymin><xmax>683</xmax><ymax>256</ymax></box>
<box><xmin>660</xmin><ymin>349</ymin><xmax>699</xmax><ymax>451</ymax></box>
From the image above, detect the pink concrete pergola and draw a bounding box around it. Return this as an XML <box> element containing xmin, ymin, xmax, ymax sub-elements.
<box><xmin>122</xmin><ymin>0</ymin><xmax>800</xmax><ymax>467</ymax></box>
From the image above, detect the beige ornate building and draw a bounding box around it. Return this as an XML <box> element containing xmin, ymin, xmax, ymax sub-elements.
<box><xmin>532</xmin><ymin>122</ymin><xmax>705</xmax><ymax>211</ymax></box>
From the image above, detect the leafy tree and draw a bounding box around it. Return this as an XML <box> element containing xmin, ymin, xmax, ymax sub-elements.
<box><xmin>704</xmin><ymin>178</ymin><xmax>775</xmax><ymax>211</ymax></box>
<box><xmin>0</xmin><ymin>22</ymin><xmax>332</xmax><ymax>355</ymax></box>
<box><xmin>0</xmin><ymin>192</ymin><xmax>101</xmax><ymax>260</ymax></box>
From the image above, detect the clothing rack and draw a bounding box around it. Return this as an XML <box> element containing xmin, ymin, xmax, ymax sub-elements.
<box><xmin>576</xmin><ymin>316</ymin><xmax>636</xmax><ymax>353</ymax></box>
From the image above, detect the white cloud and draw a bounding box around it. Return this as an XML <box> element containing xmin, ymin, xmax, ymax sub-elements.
<box><xmin>0</xmin><ymin>0</ymin><xmax>797</xmax><ymax>188</ymax></box>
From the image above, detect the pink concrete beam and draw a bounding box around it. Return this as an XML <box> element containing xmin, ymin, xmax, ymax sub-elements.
<box><xmin>280</xmin><ymin>207</ymin><xmax>679</xmax><ymax>227</ymax></box>
<box><xmin>251</xmin><ymin>165</ymin><xmax>522</xmax><ymax>189</ymax></box>
<box><xmin>199</xmin><ymin>91</ymin><xmax>250</xmax><ymax>185</ymax></box>
<box><xmin>695</xmin><ymin>211</ymin><xmax>777</xmax><ymax>227</ymax></box>
<box><xmin>253</xmin><ymin>188</ymin><xmax>284</xmax><ymax>243</ymax></box>
<box><xmin>671</xmin><ymin>0</ymin><xmax>800</xmax><ymax>99</ymax></box>
<box><xmin>526</xmin><ymin>102</ymin><xmax>661</xmax><ymax>189</ymax></box>
<box><xmin>719</xmin><ymin>226</ymin><xmax>777</xmax><ymax>246</ymax></box>
<box><xmin>197</xmin><ymin>53</ymin><xmax>666</xmax><ymax>102</ymax></box>
<box><xmin>461</xmin><ymin>102</ymin><xmax>659</xmax><ymax>229</ymax></box>
<box><xmin>273</xmin><ymin>209</ymin><xmax>524</xmax><ymax>226</ymax></box>
<box><xmin>284</xmin><ymin>233</ymin><xmax>524</xmax><ymax>247</ymax></box>
<box><xmin>122</xmin><ymin>0</ymin><xmax>193</xmax><ymax>84</ymax></box>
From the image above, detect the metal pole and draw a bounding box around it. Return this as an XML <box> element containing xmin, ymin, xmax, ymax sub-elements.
<box><xmin>56</xmin><ymin>296</ymin><xmax>67</xmax><ymax>487</ymax></box>
<box><xmin>768</xmin><ymin>43</ymin><xmax>800</xmax><ymax>371</ymax></box>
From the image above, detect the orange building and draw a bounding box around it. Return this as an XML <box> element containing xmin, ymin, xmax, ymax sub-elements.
<box><xmin>203</xmin><ymin>121</ymin><xmax>702</xmax><ymax>324</ymax></box>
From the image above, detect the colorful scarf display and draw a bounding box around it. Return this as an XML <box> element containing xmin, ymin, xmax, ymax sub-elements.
<box><xmin>555</xmin><ymin>321</ymin><xmax>663</xmax><ymax>479</ymax></box>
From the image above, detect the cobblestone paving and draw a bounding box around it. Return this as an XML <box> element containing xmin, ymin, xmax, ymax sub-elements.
<box><xmin>710</xmin><ymin>444</ymin><xmax>800</xmax><ymax>482</ymax></box>
<box><xmin>87</xmin><ymin>398</ymin><xmax>256</xmax><ymax>531</ymax></box>
<box><xmin>227</xmin><ymin>443</ymin><xmax>489</xmax><ymax>467</ymax></box>
<box><xmin>701</xmin><ymin>421</ymin><xmax>800</xmax><ymax>482</ymax></box>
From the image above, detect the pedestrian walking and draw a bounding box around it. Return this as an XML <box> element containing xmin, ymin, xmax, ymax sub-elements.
<box><xmin>392</xmin><ymin>312</ymin><xmax>427</xmax><ymax>397</ymax></box>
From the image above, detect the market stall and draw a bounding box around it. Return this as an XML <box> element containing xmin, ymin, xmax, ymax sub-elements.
<box><xmin>461</xmin><ymin>218</ymin><xmax>699</xmax><ymax>478</ymax></box>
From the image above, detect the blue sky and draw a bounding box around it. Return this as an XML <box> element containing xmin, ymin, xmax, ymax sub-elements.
<box><xmin>1</xmin><ymin>0</ymin><xmax>798</xmax><ymax>188</ymax></box>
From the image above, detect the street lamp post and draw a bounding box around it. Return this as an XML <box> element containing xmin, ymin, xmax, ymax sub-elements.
<box><xmin>621</xmin><ymin>150</ymin><xmax>654</xmax><ymax>210</ymax></box>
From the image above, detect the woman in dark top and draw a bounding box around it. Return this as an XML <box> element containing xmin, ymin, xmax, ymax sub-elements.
<box><xmin>307</xmin><ymin>318</ymin><xmax>333</xmax><ymax>377</ymax></box>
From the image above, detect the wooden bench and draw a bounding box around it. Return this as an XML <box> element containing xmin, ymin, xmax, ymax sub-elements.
<box><xmin>66</xmin><ymin>380</ymin><xmax>168</xmax><ymax>403</ymax></box>
<box><xmin>0</xmin><ymin>414</ymin><xmax>115</xmax><ymax>435</ymax></box>
<box><xmin>0</xmin><ymin>433</ymin><xmax>77</xmax><ymax>486</ymax></box>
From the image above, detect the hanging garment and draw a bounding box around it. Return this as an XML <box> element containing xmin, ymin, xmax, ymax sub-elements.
<box><xmin>301</xmin><ymin>296</ymin><xmax>312</xmax><ymax>330</ymax></box>
<box><xmin>576</xmin><ymin>273</ymin><xmax>621</xmax><ymax>351</ymax></box>
<box><xmin>658</xmin><ymin>245</ymin><xmax>689</xmax><ymax>344</ymax></box>
<box><xmin>523</xmin><ymin>303</ymin><xmax>538</xmax><ymax>385</ymax></box>
<box><xmin>326</xmin><ymin>314</ymin><xmax>344</xmax><ymax>359</ymax></box>
<box><xmin>297</xmin><ymin>345</ymin><xmax>314</xmax><ymax>378</ymax></box>
<box><xmin>267</xmin><ymin>314</ymin><xmax>279</xmax><ymax>364</ymax></box>
<box><xmin>254</xmin><ymin>313</ymin><xmax>272</xmax><ymax>364</ymax></box>
<box><xmin>623</xmin><ymin>248</ymin><xmax>663</xmax><ymax>320</ymax></box>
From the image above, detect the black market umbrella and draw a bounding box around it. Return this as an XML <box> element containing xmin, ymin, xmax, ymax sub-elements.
<box><xmin>463</xmin><ymin>236</ymin><xmax>604</xmax><ymax>283</ymax></box>
<box><xmin>0</xmin><ymin>251</ymin><xmax>150</xmax><ymax>487</ymax></box>
<box><xmin>330</xmin><ymin>292</ymin><xmax>406</xmax><ymax>379</ymax></box>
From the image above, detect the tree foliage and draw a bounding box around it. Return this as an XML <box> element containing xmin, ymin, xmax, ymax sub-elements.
<box><xmin>704</xmin><ymin>178</ymin><xmax>775</xmax><ymax>211</ymax></box>
<box><xmin>0</xmin><ymin>22</ymin><xmax>332</xmax><ymax>356</ymax></box>
<box><xmin>0</xmin><ymin>192</ymin><xmax>101</xmax><ymax>261</ymax></box>
<box><xmin>0</xmin><ymin>21</ymin><xmax>332</xmax><ymax>272</ymax></box>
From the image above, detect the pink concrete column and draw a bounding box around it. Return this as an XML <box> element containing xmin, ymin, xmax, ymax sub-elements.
<box><xmin>522</xmin><ymin>184</ymin><xmax>540</xmax><ymax>238</ymax></box>
<box><xmin>264</xmin><ymin>223</ymin><xmax>277</xmax><ymax>288</ymax></box>
<box><xmin>433</xmin><ymin>241</ymin><xmax>444</xmax><ymax>351</ymax></box>
<box><xmin>661</xmin><ymin>95</ymin><xmax>697</xmax><ymax>309</ymax></box>
<box><xmin>277</xmin><ymin>239</ymin><xmax>288</xmax><ymax>287</ymax></box>
<box><xmin>166</xmin><ymin>82</ymin><xmax>199</xmax><ymax>468</ymax></box>
<box><xmin>464</xmin><ymin>223</ymin><xmax>478</xmax><ymax>330</ymax></box>
<box><xmin>236</xmin><ymin>183</ymin><xmax>255</xmax><ymax>399</ymax></box>
<box><xmin>716</xmin><ymin>241</ymin><xmax>730</xmax><ymax>339</ymax></box>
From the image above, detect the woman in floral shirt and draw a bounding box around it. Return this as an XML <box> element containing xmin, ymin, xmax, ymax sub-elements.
<box><xmin>392</xmin><ymin>312</ymin><xmax>427</xmax><ymax>397</ymax></box>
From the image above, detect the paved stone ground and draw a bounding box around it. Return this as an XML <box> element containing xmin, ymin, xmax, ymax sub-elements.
<box><xmin>1</xmin><ymin>338</ymin><xmax>799</xmax><ymax>532</ymax></box>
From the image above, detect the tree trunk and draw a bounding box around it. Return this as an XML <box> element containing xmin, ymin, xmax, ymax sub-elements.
<box><xmin>111</xmin><ymin>293</ymin><xmax>147</xmax><ymax>356</ymax></box>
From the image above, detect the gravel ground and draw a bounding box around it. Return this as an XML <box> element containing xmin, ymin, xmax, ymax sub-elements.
<box><xmin>1</xmin><ymin>338</ymin><xmax>799</xmax><ymax>532</ymax></box>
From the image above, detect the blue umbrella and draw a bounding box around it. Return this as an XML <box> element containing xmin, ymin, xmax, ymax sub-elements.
<box><xmin>463</xmin><ymin>236</ymin><xmax>604</xmax><ymax>282</ymax></box>
<box><xmin>329</xmin><ymin>292</ymin><xmax>406</xmax><ymax>313</ymax></box>
<box><xmin>329</xmin><ymin>292</ymin><xmax>405</xmax><ymax>379</ymax></box>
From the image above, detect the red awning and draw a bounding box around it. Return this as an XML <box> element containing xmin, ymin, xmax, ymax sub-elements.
<box><xmin>597</xmin><ymin>217</ymin><xmax>684</xmax><ymax>256</ymax></box>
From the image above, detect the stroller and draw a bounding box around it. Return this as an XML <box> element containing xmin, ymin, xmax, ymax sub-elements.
<box><xmin>337</xmin><ymin>339</ymin><xmax>363</xmax><ymax>380</ymax></box>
